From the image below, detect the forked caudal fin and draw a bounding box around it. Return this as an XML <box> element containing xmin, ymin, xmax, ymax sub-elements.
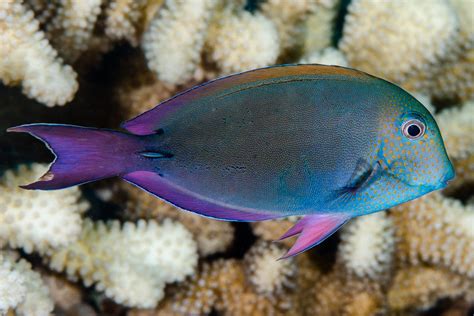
<box><xmin>7</xmin><ymin>124</ymin><xmax>147</xmax><ymax>190</ymax></box>
<box><xmin>277</xmin><ymin>213</ymin><xmax>350</xmax><ymax>259</ymax></box>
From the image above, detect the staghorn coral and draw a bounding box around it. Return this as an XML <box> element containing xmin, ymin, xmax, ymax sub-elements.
<box><xmin>244</xmin><ymin>240</ymin><xmax>296</xmax><ymax>297</ymax></box>
<box><xmin>387</xmin><ymin>266</ymin><xmax>474</xmax><ymax>312</ymax></box>
<box><xmin>205</xmin><ymin>9</ymin><xmax>279</xmax><ymax>75</ymax></box>
<box><xmin>436</xmin><ymin>101</ymin><xmax>474</xmax><ymax>160</ymax></box>
<box><xmin>47</xmin><ymin>218</ymin><xmax>197</xmax><ymax>308</ymax></box>
<box><xmin>299</xmin><ymin>47</ymin><xmax>348</xmax><ymax>66</ymax></box>
<box><xmin>391</xmin><ymin>192</ymin><xmax>474</xmax><ymax>277</ymax></box>
<box><xmin>338</xmin><ymin>211</ymin><xmax>395</xmax><ymax>280</ymax></box>
<box><xmin>0</xmin><ymin>251</ymin><xmax>54</xmax><ymax>316</ymax></box>
<box><xmin>0</xmin><ymin>164</ymin><xmax>88</xmax><ymax>254</ymax></box>
<box><xmin>118</xmin><ymin>182</ymin><xmax>234</xmax><ymax>256</ymax></box>
<box><xmin>340</xmin><ymin>0</ymin><xmax>460</xmax><ymax>86</ymax></box>
<box><xmin>0</xmin><ymin>0</ymin><xmax>78</xmax><ymax>106</ymax></box>
<box><xmin>142</xmin><ymin>0</ymin><xmax>217</xmax><ymax>85</ymax></box>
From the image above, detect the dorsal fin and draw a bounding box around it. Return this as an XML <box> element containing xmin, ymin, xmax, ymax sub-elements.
<box><xmin>121</xmin><ymin>64</ymin><xmax>371</xmax><ymax>135</ymax></box>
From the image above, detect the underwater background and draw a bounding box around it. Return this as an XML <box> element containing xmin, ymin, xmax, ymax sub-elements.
<box><xmin>0</xmin><ymin>0</ymin><xmax>473</xmax><ymax>315</ymax></box>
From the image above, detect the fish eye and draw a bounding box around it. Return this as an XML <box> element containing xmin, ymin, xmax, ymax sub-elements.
<box><xmin>402</xmin><ymin>119</ymin><xmax>425</xmax><ymax>139</ymax></box>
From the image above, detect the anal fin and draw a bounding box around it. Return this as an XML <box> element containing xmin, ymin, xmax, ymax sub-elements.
<box><xmin>278</xmin><ymin>213</ymin><xmax>350</xmax><ymax>259</ymax></box>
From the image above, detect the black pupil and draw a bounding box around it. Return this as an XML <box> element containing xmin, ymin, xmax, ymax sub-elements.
<box><xmin>407</xmin><ymin>124</ymin><xmax>421</xmax><ymax>137</ymax></box>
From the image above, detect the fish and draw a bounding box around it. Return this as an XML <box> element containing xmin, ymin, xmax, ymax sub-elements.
<box><xmin>7</xmin><ymin>64</ymin><xmax>455</xmax><ymax>259</ymax></box>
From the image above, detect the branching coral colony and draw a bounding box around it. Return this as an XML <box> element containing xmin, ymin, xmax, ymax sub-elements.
<box><xmin>1</xmin><ymin>0</ymin><xmax>473</xmax><ymax>315</ymax></box>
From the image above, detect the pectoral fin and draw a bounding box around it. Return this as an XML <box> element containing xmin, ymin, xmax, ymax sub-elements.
<box><xmin>278</xmin><ymin>213</ymin><xmax>350</xmax><ymax>259</ymax></box>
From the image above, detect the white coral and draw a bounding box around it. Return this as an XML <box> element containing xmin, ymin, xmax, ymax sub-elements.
<box><xmin>392</xmin><ymin>192</ymin><xmax>474</xmax><ymax>277</ymax></box>
<box><xmin>206</xmin><ymin>10</ymin><xmax>280</xmax><ymax>75</ymax></box>
<box><xmin>0</xmin><ymin>255</ymin><xmax>25</xmax><ymax>313</ymax></box>
<box><xmin>244</xmin><ymin>240</ymin><xmax>296</xmax><ymax>296</ymax></box>
<box><xmin>261</xmin><ymin>0</ymin><xmax>317</xmax><ymax>54</ymax></box>
<box><xmin>105</xmin><ymin>0</ymin><xmax>149</xmax><ymax>46</ymax></box>
<box><xmin>0</xmin><ymin>252</ymin><xmax>54</xmax><ymax>316</ymax></box>
<box><xmin>302</xmin><ymin>1</ymin><xmax>340</xmax><ymax>55</ymax></box>
<box><xmin>47</xmin><ymin>218</ymin><xmax>198</xmax><ymax>308</ymax></box>
<box><xmin>436</xmin><ymin>101</ymin><xmax>474</xmax><ymax>160</ymax></box>
<box><xmin>339</xmin><ymin>212</ymin><xmax>395</xmax><ymax>279</ymax></box>
<box><xmin>0</xmin><ymin>164</ymin><xmax>88</xmax><ymax>254</ymax></box>
<box><xmin>142</xmin><ymin>0</ymin><xmax>216</xmax><ymax>85</ymax></box>
<box><xmin>46</xmin><ymin>0</ymin><xmax>102</xmax><ymax>62</ymax></box>
<box><xmin>299</xmin><ymin>47</ymin><xmax>348</xmax><ymax>66</ymax></box>
<box><xmin>0</xmin><ymin>1</ymin><xmax>78</xmax><ymax>107</ymax></box>
<box><xmin>340</xmin><ymin>0</ymin><xmax>459</xmax><ymax>84</ymax></box>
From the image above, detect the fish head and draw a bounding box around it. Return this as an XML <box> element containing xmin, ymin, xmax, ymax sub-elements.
<box><xmin>377</xmin><ymin>91</ymin><xmax>455</xmax><ymax>195</ymax></box>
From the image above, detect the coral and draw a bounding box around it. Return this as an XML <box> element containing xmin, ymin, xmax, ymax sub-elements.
<box><xmin>261</xmin><ymin>0</ymin><xmax>317</xmax><ymax>57</ymax></box>
<box><xmin>299</xmin><ymin>47</ymin><xmax>348</xmax><ymax>66</ymax></box>
<box><xmin>205</xmin><ymin>10</ymin><xmax>279</xmax><ymax>75</ymax></box>
<box><xmin>387</xmin><ymin>266</ymin><xmax>473</xmax><ymax>312</ymax></box>
<box><xmin>104</xmin><ymin>0</ymin><xmax>150</xmax><ymax>46</ymax></box>
<box><xmin>0</xmin><ymin>252</ymin><xmax>54</xmax><ymax>316</ymax></box>
<box><xmin>391</xmin><ymin>192</ymin><xmax>474</xmax><ymax>277</ymax></box>
<box><xmin>431</xmin><ymin>0</ymin><xmax>474</xmax><ymax>101</ymax></box>
<box><xmin>118</xmin><ymin>182</ymin><xmax>234</xmax><ymax>256</ymax></box>
<box><xmin>244</xmin><ymin>240</ymin><xmax>296</xmax><ymax>297</ymax></box>
<box><xmin>436</xmin><ymin>101</ymin><xmax>474</xmax><ymax>160</ymax></box>
<box><xmin>340</xmin><ymin>0</ymin><xmax>460</xmax><ymax>85</ymax></box>
<box><xmin>338</xmin><ymin>211</ymin><xmax>395</xmax><ymax>280</ymax></box>
<box><xmin>302</xmin><ymin>1</ymin><xmax>340</xmax><ymax>56</ymax></box>
<box><xmin>42</xmin><ymin>273</ymin><xmax>82</xmax><ymax>312</ymax></box>
<box><xmin>304</xmin><ymin>269</ymin><xmax>385</xmax><ymax>316</ymax></box>
<box><xmin>170</xmin><ymin>259</ymin><xmax>298</xmax><ymax>316</ymax></box>
<box><xmin>251</xmin><ymin>219</ymin><xmax>295</xmax><ymax>248</ymax></box>
<box><xmin>47</xmin><ymin>218</ymin><xmax>198</xmax><ymax>308</ymax></box>
<box><xmin>431</xmin><ymin>45</ymin><xmax>474</xmax><ymax>102</ymax></box>
<box><xmin>0</xmin><ymin>0</ymin><xmax>78</xmax><ymax>106</ymax></box>
<box><xmin>45</xmin><ymin>0</ymin><xmax>102</xmax><ymax>63</ymax></box>
<box><xmin>0</xmin><ymin>164</ymin><xmax>88</xmax><ymax>254</ymax></box>
<box><xmin>0</xmin><ymin>254</ymin><xmax>25</xmax><ymax>313</ymax></box>
<box><xmin>142</xmin><ymin>0</ymin><xmax>217</xmax><ymax>85</ymax></box>
<box><xmin>118</xmin><ymin>76</ymin><xmax>176</xmax><ymax>119</ymax></box>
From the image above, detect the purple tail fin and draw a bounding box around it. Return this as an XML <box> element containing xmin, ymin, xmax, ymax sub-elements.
<box><xmin>7</xmin><ymin>124</ymin><xmax>144</xmax><ymax>190</ymax></box>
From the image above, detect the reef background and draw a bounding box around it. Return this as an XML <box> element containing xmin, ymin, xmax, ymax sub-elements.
<box><xmin>1</xmin><ymin>0</ymin><xmax>473</xmax><ymax>315</ymax></box>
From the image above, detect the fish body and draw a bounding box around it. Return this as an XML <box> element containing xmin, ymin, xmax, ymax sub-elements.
<box><xmin>8</xmin><ymin>65</ymin><xmax>454</xmax><ymax>258</ymax></box>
